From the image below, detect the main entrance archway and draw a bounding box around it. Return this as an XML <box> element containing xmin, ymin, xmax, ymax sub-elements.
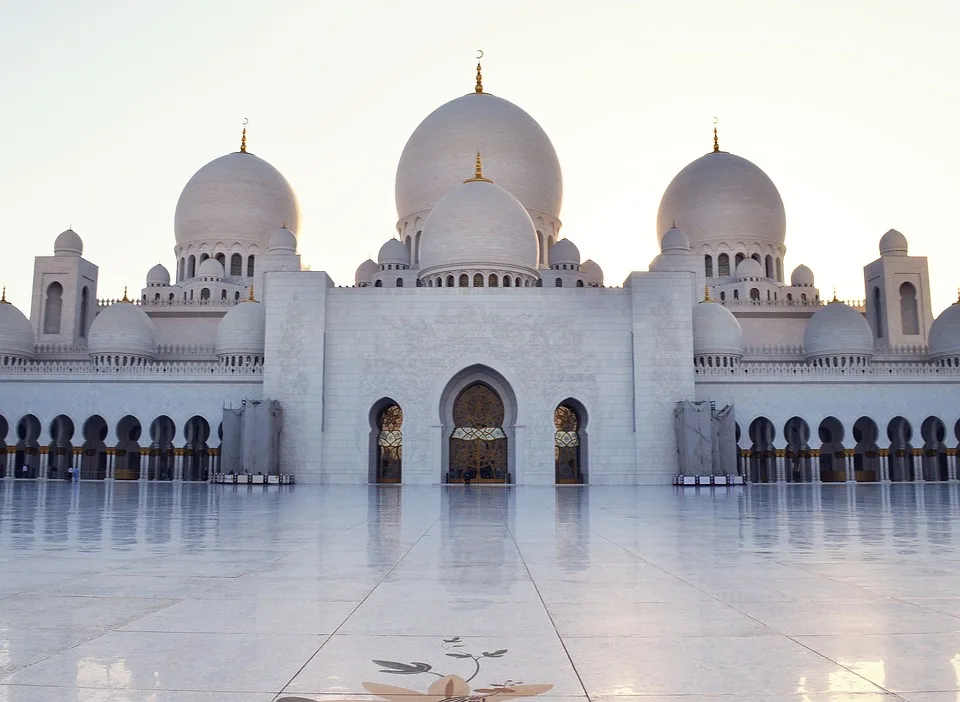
<box><xmin>449</xmin><ymin>383</ymin><xmax>508</xmax><ymax>483</ymax></box>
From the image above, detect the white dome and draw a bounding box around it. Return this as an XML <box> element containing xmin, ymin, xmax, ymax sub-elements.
<box><xmin>0</xmin><ymin>301</ymin><xmax>35</xmax><ymax>359</ymax></box>
<box><xmin>928</xmin><ymin>302</ymin><xmax>960</xmax><ymax>360</ymax></box>
<box><xmin>660</xmin><ymin>226</ymin><xmax>691</xmax><ymax>253</ymax></box>
<box><xmin>396</xmin><ymin>92</ymin><xmax>562</xmax><ymax>226</ymax></box>
<box><xmin>582</xmin><ymin>259</ymin><xmax>603</xmax><ymax>286</ymax></box>
<box><xmin>355</xmin><ymin>259</ymin><xmax>377</xmax><ymax>286</ymax></box>
<box><xmin>174</xmin><ymin>152</ymin><xmax>300</xmax><ymax>252</ymax></box>
<box><xmin>378</xmin><ymin>239</ymin><xmax>410</xmax><ymax>266</ymax></box>
<box><xmin>418</xmin><ymin>177</ymin><xmax>538</xmax><ymax>276</ymax></box>
<box><xmin>216</xmin><ymin>300</ymin><xmax>265</xmax><ymax>357</ymax></box>
<box><xmin>269</xmin><ymin>226</ymin><xmax>297</xmax><ymax>254</ymax></box>
<box><xmin>146</xmin><ymin>263</ymin><xmax>170</xmax><ymax>286</ymax></box>
<box><xmin>657</xmin><ymin>151</ymin><xmax>785</xmax><ymax>249</ymax></box>
<box><xmin>88</xmin><ymin>302</ymin><xmax>158</xmax><ymax>360</ymax></box>
<box><xmin>736</xmin><ymin>257</ymin><xmax>764</xmax><ymax>279</ymax></box>
<box><xmin>550</xmin><ymin>238</ymin><xmax>581</xmax><ymax>265</ymax></box>
<box><xmin>879</xmin><ymin>228</ymin><xmax>908</xmax><ymax>256</ymax></box>
<box><xmin>803</xmin><ymin>302</ymin><xmax>874</xmax><ymax>360</ymax></box>
<box><xmin>54</xmin><ymin>228</ymin><xmax>83</xmax><ymax>257</ymax></box>
<box><xmin>693</xmin><ymin>301</ymin><xmax>745</xmax><ymax>357</ymax></box>
<box><xmin>790</xmin><ymin>264</ymin><xmax>814</xmax><ymax>286</ymax></box>
<box><xmin>197</xmin><ymin>257</ymin><xmax>224</xmax><ymax>280</ymax></box>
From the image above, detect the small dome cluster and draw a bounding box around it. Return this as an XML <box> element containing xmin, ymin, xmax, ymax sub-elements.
<box><xmin>197</xmin><ymin>258</ymin><xmax>224</xmax><ymax>281</ymax></box>
<box><xmin>88</xmin><ymin>299</ymin><xmax>159</xmax><ymax>367</ymax></box>
<box><xmin>736</xmin><ymin>258</ymin><xmax>764</xmax><ymax>281</ymax></box>
<box><xmin>692</xmin><ymin>299</ymin><xmax>744</xmax><ymax>368</ymax></box>
<box><xmin>378</xmin><ymin>239</ymin><xmax>410</xmax><ymax>270</ymax></box>
<box><xmin>549</xmin><ymin>238</ymin><xmax>581</xmax><ymax>268</ymax></box>
<box><xmin>660</xmin><ymin>226</ymin><xmax>691</xmax><ymax>254</ymax></box>
<box><xmin>790</xmin><ymin>264</ymin><xmax>815</xmax><ymax>287</ymax></box>
<box><xmin>215</xmin><ymin>296</ymin><xmax>265</xmax><ymax>369</ymax></box>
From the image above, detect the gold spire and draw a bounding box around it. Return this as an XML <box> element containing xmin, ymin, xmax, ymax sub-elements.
<box><xmin>240</xmin><ymin>117</ymin><xmax>248</xmax><ymax>153</ymax></box>
<box><xmin>713</xmin><ymin>126</ymin><xmax>720</xmax><ymax>153</ymax></box>
<box><xmin>475</xmin><ymin>62</ymin><xmax>483</xmax><ymax>93</ymax></box>
<box><xmin>0</xmin><ymin>286</ymin><xmax>8</xmax><ymax>304</ymax></box>
<box><xmin>831</xmin><ymin>287</ymin><xmax>839</xmax><ymax>303</ymax></box>
<box><xmin>463</xmin><ymin>151</ymin><xmax>493</xmax><ymax>183</ymax></box>
<box><xmin>121</xmin><ymin>286</ymin><xmax>130</xmax><ymax>303</ymax></box>
<box><xmin>703</xmin><ymin>285</ymin><xmax>712</xmax><ymax>302</ymax></box>
<box><xmin>247</xmin><ymin>284</ymin><xmax>256</xmax><ymax>302</ymax></box>
<box><xmin>956</xmin><ymin>287</ymin><xmax>960</xmax><ymax>303</ymax></box>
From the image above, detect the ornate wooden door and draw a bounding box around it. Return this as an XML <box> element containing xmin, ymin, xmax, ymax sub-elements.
<box><xmin>449</xmin><ymin>383</ymin><xmax>507</xmax><ymax>483</ymax></box>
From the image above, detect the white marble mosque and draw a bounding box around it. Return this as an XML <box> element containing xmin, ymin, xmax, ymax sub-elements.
<box><xmin>1</xmin><ymin>61</ymin><xmax>960</xmax><ymax>486</ymax></box>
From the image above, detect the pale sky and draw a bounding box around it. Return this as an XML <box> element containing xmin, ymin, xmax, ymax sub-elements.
<box><xmin>1</xmin><ymin>0</ymin><xmax>958</xmax><ymax>314</ymax></box>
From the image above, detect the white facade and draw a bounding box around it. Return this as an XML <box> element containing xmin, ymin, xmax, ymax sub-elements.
<box><xmin>2</xmin><ymin>64</ymin><xmax>959</xmax><ymax>486</ymax></box>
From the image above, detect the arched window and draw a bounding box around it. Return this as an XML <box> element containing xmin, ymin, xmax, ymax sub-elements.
<box><xmin>436</xmin><ymin>277</ymin><xmax>442</xmax><ymax>287</ymax></box>
<box><xmin>154</xmin><ymin>293</ymin><xmax>160</xmax><ymax>302</ymax></box>
<box><xmin>447</xmin><ymin>275</ymin><xmax>455</xmax><ymax>288</ymax></box>
<box><xmin>221</xmin><ymin>289</ymin><xmax>227</xmax><ymax>300</ymax></box>
<box><xmin>488</xmin><ymin>274</ymin><xmax>498</xmax><ymax>287</ymax></box>
<box><xmin>503</xmin><ymin>276</ymin><xmax>511</xmax><ymax>287</ymax></box>
<box><xmin>576</xmin><ymin>279</ymin><xmax>584</xmax><ymax>287</ymax></box>
<box><xmin>751</xmin><ymin>253</ymin><xmax>761</xmax><ymax>264</ymax></box>
<box><xmin>735</xmin><ymin>253</ymin><xmax>745</xmax><ymax>267</ymax></box>
<box><xmin>414</xmin><ymin>231</ymin><xmax>422</xmax><ymax>265</ymax></box>
<box><xmin>396</xmin><ymin>278</ymin><xmax>403</xmax><ymax>287</ymax></box>
<box><xmin>234</xmin><ymin>291</ymin><xmax>240</xmax><ymax>301</ymax></box>
<box><xmin>704</xmin><ymin>255</ymin><xmax>713</xmax><ymax>278</ymax></box>
<box><xmin>247</xmin><ymin>255</ymin><xmax>255</xmax><ymax>277</ymax></box>
<box><xmin>733</xmin><ymin>289</ymin><xmax>740</xmax><ymax>301</ymax></box>
<box><xmin>720</xmin><ymin>291</ymin><xmax>726</xmax><ymax>301</ymax></box>
<box><xmin>718</xmin><ymin>253</ymin><xmax>730</xmax><ymax>276</ymax></box>
<box><xmin>215</xmin><ymin>253</ymin><xmax>225</xmax><ymax>268</ymax></box>
<box><xmin>801</xmin><ymin>293</ymin><xmax>807</xmax><ymax>302</ymax></box>
<box><xmin>200</xmin><ymin>253</ymin><xmax>209</xmax><ymax>263</ymax></box>
<box><xmin>873</xmin><ymin>286</ymin><xmax>883</xmax><ymax>338</ymax></box>
<box><xmin>230</xmin><ymin>254</ymin><xmax>243</xmax><ymax>276</ymax></box>
<box><xmin>765</xmin><ymin>255</ymin><xmax>774</xmax><ymax>278</ymax></box>
<box><xmin>536</xmin><ymin>230</ymin><xmax>545</xmax><ymax>265</ymax></box>
<box><xmin>187</xmin><ymin>255</ymin><xmax>196</xmax><ymax>278</ymax></box>
<box><xmin>555</xmin><ymin>278</ymin><xmax>563</xmax><ymax>287</ymax></box>
<box><xmin>178</xmin><ymin>258</ymin><xmax>185</xmax><ymax>282</ymax></box>
<box><xmin>900</xmin><ymin>282</ymin><xmax>919</xmax><ymax>335</ymax></box>
<box><xmin>189</xmin><ymin>289</ymin><xmax>194</xmax><ymax>300</ymax></box>
<box><xmin>78</xmin><ymin>286</ymin><xmax>89</xmax><ymax>338</ymax></box>
<box><xmin>459</xmin><ymin>274</ymin><xmax>469</xmax><ymax>287</ymax></box>
<box><xmin>750</xmin><ymin>288</ymin><xmax>760</xmax><ymax>301</ymax></box>
<box><xmin>473</xmin><ymin>273</ymin><xmax>483</xmax><ymax>287</ymax></box>
<box><xmin>43</xmin><ymin>282</ymin><xmax>63</xmax><ymax>334</ymax></box>
<box><xmin>374</xmin><ymin>279</ymin><xmax>383</xmax><ymax>288</ymax></box>
<box><xmin>200</xmin><ymin>288</ymin><xmax>210</xmax><ymax>300</ymax></box>
<box><xmin>776</xmin><ymin>257</ymin><xmax>783</xmax><ymax>282</ymax></box>
<box><xmin>786</xmin><ymin>293</ymin><xmax>793</xmax><ymax>301</ymax></box>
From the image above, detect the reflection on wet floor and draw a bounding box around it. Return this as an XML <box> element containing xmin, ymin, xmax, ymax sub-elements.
<box><xmin>0</xmin><ymin>481</ymin><xmax>959</xmax><ymax>701</ymax></box>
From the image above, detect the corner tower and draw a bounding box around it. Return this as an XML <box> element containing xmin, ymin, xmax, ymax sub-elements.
<box><xmin>30</xmin><ymin>229</ymin><xmax>99</xmax><ymax>345</ymax></box>
<box><xmin>863</xmin><ymin>229</ymin><xmax>933</xmax><ymax>346</ymax></box>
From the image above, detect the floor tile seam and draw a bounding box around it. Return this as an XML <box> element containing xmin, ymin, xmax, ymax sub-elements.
<box><xmin>0</xmin><ymin>681</ymin><xmax>286</xmax><ymax>694</ymax></box>
<box><xmin>0</xmin><ymin>627</ymin><xmax>109</xmax><ymax>681</ymax></box>
<box><xmin>500</xmin><ymin>506</ymin><xmax>591</xmax><ymax>701</ymax></box>
<box><xmin>276</xmin><ymin>510</ymin><xmax>445</xmax><ymax>696</ymax></box>
<box><xmin>769</xmin><ymin>559</ymin><xmax>918</xmax><ymax>598</ymax></box>
<box><xmin>780</xmin><ymin>633</ymin><xmax>908</xmax><ymax>698</ymax></box>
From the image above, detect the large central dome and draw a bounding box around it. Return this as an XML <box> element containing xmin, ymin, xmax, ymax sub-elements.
<box><xmin>395</xmin><ymin>92</ymin><xmax>563</xmax><ymax>228</ymax></box>
<box><xmin>656</xmin><ymin>151</ymin><xmax>785</xmax><ymax>249</ymax></box>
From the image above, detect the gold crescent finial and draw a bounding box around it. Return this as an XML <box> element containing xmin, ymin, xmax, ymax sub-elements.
<box><xmin>121</xmin><ymin>286</ymin><xmax>130</xmax><ymax>302</ymax></box>
<box><xmin>464</xmin><ymin>151</ymin><xmax>493</xmax><ymax>183</ymax></box>
<box><xmin>248</xmin><ymin>284</ymin><xmax>256</xmax><ymax>302</ymax></box>
<box><xmin>475</xmin><ymin>54</ymin><xmax>483</xmax><ymax>93</ymax></box>
<box><xmin>956</xmin><ymin>287</ymin><xmax>960</xmax><ymax>304</ymax></box>
<box><xmin>832</xmin><ymin>287</ymin><xmax>838</xmax><ymax>303</ymax></box>
<box><xmin>703</xmin><ymin>285</ymin><xmax>711</xmax><ymax>302</ymax></box>
<box><xmin>240</xmin><ymin>118</ymin><xmax>248</xmax><ymax>153</ymax></box>
<box><xmin>0</xmin><ymin>286</ymin><xmax>7</xmax><ymax>304</ymax></box>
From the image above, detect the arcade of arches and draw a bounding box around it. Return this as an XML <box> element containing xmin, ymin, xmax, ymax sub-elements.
<box><xmin>743</xmin><ymin>414</ymin><xmax>960</xmax><ymax>483</ymax></box>
<box><xmin>0</xmin><ymin>412</ymin><xmax>219</xmax><ymax>481</ymax></box>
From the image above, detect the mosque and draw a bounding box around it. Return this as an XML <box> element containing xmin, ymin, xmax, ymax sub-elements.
<box><xmin>1</xmin><ymin>62</ymin><xmax>959</xmax><ymax>486</ymax></box>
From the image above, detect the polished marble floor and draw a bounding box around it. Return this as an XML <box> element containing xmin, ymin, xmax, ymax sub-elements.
<box><xmin>1</xmin><ymin>482</ymin><xmax>959</xmax><ymax>702</ymax></box>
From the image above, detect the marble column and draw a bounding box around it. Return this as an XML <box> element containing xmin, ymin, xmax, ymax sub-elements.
<box><xmin>912</xmin><ymin>449</ymin><xmax>924</xmax><ymax>482</ymax></box>
<box><xmin>810</xmin><ymin>449</ymin><xmax>821</xmax><ymax>483</ymax></box>
<box><xmin>38</xmin><ymin>447</ymin><xmax>48</xmax><ymax>480</ymax></box>
<box><xmin>73</xmin><ymin>448</ymin><xmax>83</xmax><ymax>479</ymax></box>
<box><xmin>775</xmin><ymin>450</ymin><xmax>786</xmax><ymax>483</ymax></box>
<box><xmin>139</xmin><ymin>452</ymin><xmax>148</xmax><ymax>481</ymax></box>
<box><xmin>105</xmin><ymin>450</ymin><xmax>115</xmax><ymax>480</ymax></box>
<box><xmin>740</xmin><ymin>449</ymin><xmax>751</xmax><ymax>483</ymax></box>
<box><xmin>174</xmin><ymin>451</ymin><xmax>184</xmax><ymax>482</ymax></box>
<box><xmin>845</xmin><ymin>449</ymin><xmax>855</xmax><ymax>482</ymax></box>
<box><xmin>947</xmin><ymin>449</ymin><xmax>958</xmax><ymax>482</ymax></box>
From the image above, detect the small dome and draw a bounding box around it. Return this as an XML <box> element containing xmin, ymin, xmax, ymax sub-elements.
<box><xmin>928</xmin><ymin>302</ymin><xmax>960</xmax><ymax>360</ymax></box>
<box><xmin>418</xmin><ymin>177</ymin><xmax>538</xmax><ymax>276</ymax></box>
<box><xmin>879</xmin><ymin>228</ymin><xmax>908</xmax><ymax>256</ymax></box>
<box><xmin>803</xmin><ymin>302</ymin><xmax>874</xmax><ymax>361</ymax></box>
<box><xmin>0</xmin><ymin>301</ymin><xmax>35</xmax><ymax>359</ymax></box>
<box><xmin>146</xmin><ymin>263</ymin><xmax>170</xmax><ymax>286</ymax></box>
<box><xmin>216</xmin><ymin>300</ymin><xmax>265</xmax><ymax>357</ymax></box>
<box><xmin>660</xmin><ymin>226</ymin><xmax>691</xmax><ymax>253</ymax></box>
<box><xmin>550</xmin><ymin>238</ymin><xmax>581</xmax><ymax>266</ymax></box>
<box><xmin>378</xmin><ymin>239</ymin><xmax>410</xmax><ymax>266</ymax></box>
<box><xmin>790</xmin><ymin>264</ymin><xmax>814</xmax><ymax>286</ymax></box>
<box><xmin>88</xmin><ymin>301</ymin><xmax>158</xmax><ymax>360</ymax></box>
<box><xmin>396</xmin><ymin>92</ymin><xmax>562</xmax><ymax>225</ymax></box>
<box><xmin>175</xmin><ymin>152</ymin><xmax>300</xmax><ymax>252</ymax></box>
<box><xmin>693</xmin><ymin>301</ymin><xmax>745</xmax><ymax>357</ymax></box>
<box><xmin>197</xmin><ymin>257</ymin><xmax>224</xmax><ymax>280</ymax></box>
<box><xmin>582</xmin><ymin>259</ymin><xmax>604</xmax><ymax>286</ymax></box>
<box><xmin>657</xmin><ymin>151</ymin><xmax>785</xmax><ymax>250</ymax></box>
<box><xmin>355</xmin><ymin>258</ymin><xmax>377</xmax><ymax>286</ymax></box>
<box><xmin>736</xmin><ymin>257</ymin><xmax>764</xmax><ymax>279</ymax></box>
<box><xmin>54</xmin><ymin>228</ymin><xmax>83</xmax><ymax>257</ymax></box>
<box><xmin>269</xmin><ymin>226</ymin><xmax>297</xmax><ymax>254</ymax></box>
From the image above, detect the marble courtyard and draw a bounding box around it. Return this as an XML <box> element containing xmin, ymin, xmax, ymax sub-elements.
<box><xmin>1</xmin><ymin>482</ymin><xmax>960</xmax><ymax>701</ymax></box>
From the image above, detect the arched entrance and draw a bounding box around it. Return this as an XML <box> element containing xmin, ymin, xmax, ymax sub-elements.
<box><xmin>183</xmin><ymin>416</ymin><xmax>211</xmax><ymax>481</ymax></box>
<box><xmin>818</xmin><ymin>416</ymin><xmax>846</xmax><ymax>482</ymax></box>
<box><xmin>47</xmin><ymin>415</ymin><xmax>75</xmax><ymax>479</ymax></box>
<box><xmin>114</xmin><ymin>415</ymin><xmax>142</xmax><ymax>480</ymax></box>
<box><xmin>449</xmin><ymin>383</ymin><xmax>508</xmax><ymax>483</ymax></box>
<box><xmin>887</xmin><ymin>416</ymin><xmax>914</xmax><ymax>482</ymax></box>
<box><xmin>783</xmin><ymin>416</ymin><xmax>812</xmax><ymax>483</ymax></box>
<box><xmin>81</xmin><ymin>415</ymin><xmax>108</xmax><ymax>480</ymax></box>
<box><xmin>920</xmin><ymin>416</ymin><xmax>948</xmax><ymax>481</ymax></box>
<box><xmin>852</xmin><ymin>416</ymin><xmax>880</xmax><ymax>482</ymax></box>
<box><xmin>748</xmin><ymin>417</ymin><xmax>776</xmax><ymax>483</ymax></box>
<box><xmin>0</xmin><ymin>414</ymin><xmax>7</xmax><ymax>478</ymax></box>
<box><xmin>371</xmin><ymin>401</ymin><xmax>403</xmax><ymax>484</ymax></box>
<box><xmin>555</xmin><ymin>401</ymin><xmax>587</xmax><ymax>484</ymax></box>
<box><xmin>15</xmin><ymin>414</ymin><xmax>41</xmax><ymax>478</ymax></box>
<box><xmin>149</xmin><ymin>416</ymin><xmax>176</xmax><ymax>481</ymax></box>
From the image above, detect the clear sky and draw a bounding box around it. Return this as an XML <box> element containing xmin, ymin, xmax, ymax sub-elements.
<box><xmin>1</xmin><ymin>0</ymin><xmax>958</xmax><ymax>315</ymax></box>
